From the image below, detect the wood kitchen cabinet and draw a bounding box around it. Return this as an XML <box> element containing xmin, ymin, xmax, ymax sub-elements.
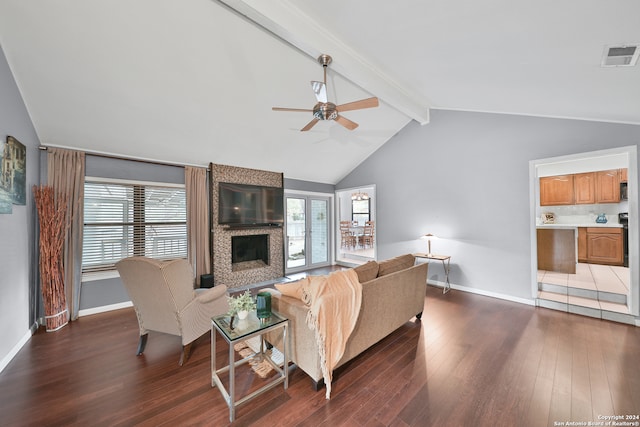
<box><xmin>578</xmin><ymin>227</ymin><xmax>587</xmax><ymax>262</ymax></box>
<box><xmin>537</xmin><ymin>228</ymin><xmax>576</xmax><ymax>273</ymax></box>
<box><xmin>619</xmin><ymin>168</ymin><xmax>628</xmax><ymax>183</ymax></box>
<box><xmin>574</xmin><ymin>172</ymin><xmax>596</xmax><ymax>204</ymax></box>
<box><xmin>541</xmin><ymin>169</ymin><xmax>623</xmax><ymax>206</ymax></box>
<box><xmin>595</xmin><ymin>169</ymin><xmax>620</xmax><ymax>203</ymax></box>
<box><xmin>578</xmin><ymin>227</ymin><xmax>624</xmax><ymax>266</ymax></box>
<box><xmin>540</xmin><ymin>175</ymin><xmax>574</xmax><ymax>206</ymax></box>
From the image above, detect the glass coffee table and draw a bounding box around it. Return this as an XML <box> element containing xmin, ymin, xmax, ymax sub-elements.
<box><xmin>211</xmin><ymin>311</ymin><xmax>289</xmax><ymax>422</ymax></box>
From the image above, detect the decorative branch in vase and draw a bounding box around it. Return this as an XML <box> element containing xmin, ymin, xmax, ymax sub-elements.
<box><xmin>33</xmin><ymin>185</ymin><xmax>69</xmax><ymax>332</ymax></box>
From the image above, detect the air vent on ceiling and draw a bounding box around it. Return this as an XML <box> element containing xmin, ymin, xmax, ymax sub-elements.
<box><xmin>601</xmin><ymin>44</ymin><xmax>639</xmax><ymax>67</ymax></box>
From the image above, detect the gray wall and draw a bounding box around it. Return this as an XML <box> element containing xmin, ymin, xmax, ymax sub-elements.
<box><xmin>0</xmin><ymin>45</ymin><xmax>40</xmax><ymax>368</ymax></box>
<box><xmin>284</xmin><ymin>177</ymin><xmax>335</xmax><ymax>194</ymax></box>
<box><xmin>337</xmin><ymin>109</ymin><xmax>640</xmax><ymax>301</ymax></box>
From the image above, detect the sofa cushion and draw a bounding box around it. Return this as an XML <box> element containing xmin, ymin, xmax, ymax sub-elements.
<box><xmin>275</xmin><ymin>277</ymin><xmax>309</xmax><ymax>300</ymax></box>
<box><xmin>377</xmin><ymin>254</ymin><xmax>415</xmax><ymax>277</ymax></box>
<box><xmin>353</xmin><ymin>261</ymin><xmax>379</xmax><ymax>283</ymax></box>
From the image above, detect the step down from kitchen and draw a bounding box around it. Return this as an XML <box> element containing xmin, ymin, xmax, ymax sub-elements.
<box><xmin>537</xmin><ymin>286</ymin><xmax>634</xmax><ymax>325</ymax></box>
<box><xmin>538</xmin><ymin>281</ymin><xmax>627</xmax><ymax>304</ymax></box>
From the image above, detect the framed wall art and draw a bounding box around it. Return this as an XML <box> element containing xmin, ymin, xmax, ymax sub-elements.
<box><xmin>0</xmin><ymin>135</ymin><xmax>26</xmax><ymax>214</ymax></box>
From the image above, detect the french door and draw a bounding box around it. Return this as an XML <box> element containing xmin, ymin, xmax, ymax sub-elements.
<box><xmin>285</xmin><ymin>194</ymin><xmax>331</xmax><ymax>272</ymax></box>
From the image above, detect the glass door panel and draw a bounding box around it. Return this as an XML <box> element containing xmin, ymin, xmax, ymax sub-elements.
<box><xmin>286</xmin><ymin>197</ymin><xmax>306</xmax><ymax>269</ymax></box>
<box><xmin>285</xmin><ymin>195</ymin><xmax>331</xmax><ymax>272</ymax></box>
<box><xmin>310</xmin><ymin>199</ymin><xmax>329</xmax><ymax>264</ymax></box>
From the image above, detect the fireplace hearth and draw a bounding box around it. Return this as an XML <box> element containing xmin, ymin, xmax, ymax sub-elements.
<box><xmin>231</xmin><ymin>234</ymin><xmax>269</xmax><ymax>272</ymax></box>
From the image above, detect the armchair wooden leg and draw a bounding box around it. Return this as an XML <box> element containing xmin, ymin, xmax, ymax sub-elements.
<box><xmin>136</xmin><ymin>334</ymin><xmax>148</xmax><ymax>355</ymax></box>
<box><xmin>179</xmin><ymin>342</ymin><xmax>193</xmax><ymax>366</ymax></box>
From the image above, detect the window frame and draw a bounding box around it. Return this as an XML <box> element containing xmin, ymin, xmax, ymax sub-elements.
<box><xmin>82</xmin><ymin>177</ymin><xmax>187</xmax><ymax>280</ymax></box>
<box><xmin>351</xmin><ymin>198</ymin><xmax>371</xmax><ymax>226</ymax></box>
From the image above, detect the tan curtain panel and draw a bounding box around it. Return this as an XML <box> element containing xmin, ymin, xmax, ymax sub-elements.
<box><xmin>47</xmin><ymin>148</ymin><xmax>85</xmax><ymax>320</ymax></box>
<box><xmin>185</xmin><ymin>166</ymin><xmax>210</xmax><ymax>285</ymax></box>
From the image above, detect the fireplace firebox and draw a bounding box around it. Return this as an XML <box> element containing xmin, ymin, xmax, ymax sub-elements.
<box><xmin>231</xmin><ymin>234</ymin><xmax>269</xmax><ymax>272</ymax></box>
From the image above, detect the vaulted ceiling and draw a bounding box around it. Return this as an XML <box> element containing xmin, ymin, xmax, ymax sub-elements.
<box><xmin>0</xmin><ymin>1</ymin><xmax>638</xmax><ymax>184</ymax></box>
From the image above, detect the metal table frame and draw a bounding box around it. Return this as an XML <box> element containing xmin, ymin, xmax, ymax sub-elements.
<box><xmin>414</xmin><ymin>253</ymin><xmax>452</xmax><ymax>294</ymax></box>
<box><xmin>211</xmin><ymin>312</ymin><xmax>289</xmax><ymax>422</ymax></box>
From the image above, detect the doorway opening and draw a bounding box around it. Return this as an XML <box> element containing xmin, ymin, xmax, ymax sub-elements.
<box><xmin>529</xmin><ymin>146</ymin><xmax>638</xmax><ymax>322</ymax></box>
<box><xmin>335</xmin><ymin>185</ymin><xmax>376</xmax><ymax>266</ymax></box>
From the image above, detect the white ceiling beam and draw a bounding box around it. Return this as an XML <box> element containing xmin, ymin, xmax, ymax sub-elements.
<box><xmin>216</xmin><ymin>0</ymin><xmax>431</xmax><ymax>124</ymax></box>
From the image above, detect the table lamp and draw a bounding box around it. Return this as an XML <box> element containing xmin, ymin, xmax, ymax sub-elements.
<box><xmin>422</xmin><ymin>233</ymin><xmax>435</xmax><ymax>256</ymax></box>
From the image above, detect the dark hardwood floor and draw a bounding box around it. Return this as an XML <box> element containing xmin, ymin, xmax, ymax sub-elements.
<box><xmin>2</xmin><ymin>285</ymin><xmax>639</xmax><ymax>426</ymax></box>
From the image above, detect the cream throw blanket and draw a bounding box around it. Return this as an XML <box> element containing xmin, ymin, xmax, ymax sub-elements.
<box><xmin>302</xmin><ymin>269</ymin><xmax>362</xmax><ymax>399</ymax></box>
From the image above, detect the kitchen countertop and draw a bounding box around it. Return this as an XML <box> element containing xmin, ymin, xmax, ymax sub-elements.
<box><xmin>536</xmin><ymin>222</ymin><xmax>623</xmax><ymax>228</ymax></box>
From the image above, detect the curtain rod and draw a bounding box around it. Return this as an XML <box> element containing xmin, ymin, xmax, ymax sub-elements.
<box><xmin>38</xmin><ymin>145</ymin><xmax>209</xmax><ymax>170</ymax></box>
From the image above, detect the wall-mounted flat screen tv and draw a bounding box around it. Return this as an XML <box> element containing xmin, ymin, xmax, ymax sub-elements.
<box><xmin>218</xmin><ymin>182</ymin><xmax>284</xmax><ymax>227</ymax></box>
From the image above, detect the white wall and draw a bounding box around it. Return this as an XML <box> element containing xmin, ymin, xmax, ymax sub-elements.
<box><xmin>337</xmin><ymin>110</ymin><xmax>640</xmax><ymax>304</ymax></box>
<box><xmin>0</xmin><ymin>45</ymin><xmax>40</xmax><ymax>371</ymax></box>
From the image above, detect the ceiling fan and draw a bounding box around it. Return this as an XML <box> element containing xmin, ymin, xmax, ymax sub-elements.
<box><xmin>272</xmin><ymin>54</ymin><xmax>379</xmax><ymax>131</ymax></box>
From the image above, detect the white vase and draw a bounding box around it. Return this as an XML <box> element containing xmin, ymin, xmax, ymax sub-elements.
<box><xmin>237</xmin><ymin>310</ymin><xmax>249</xmax><ymax>320</ymax></box>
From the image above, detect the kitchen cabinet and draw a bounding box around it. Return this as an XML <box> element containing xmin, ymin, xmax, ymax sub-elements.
<box><xmin>574</xmin><ymin>173</ymin><xmax>596</xmax><ymax>204</ymax></box>
<box><xmin>540</xmin><ymin>169</ymin><xmax>623</xmax><ymax>206</ymax></box>
<box><xmin>619</xmin><ymin>168</ymin><xmax>628</xmax><ymax>183</ymax></box>
<box><xmin>537</xmin><ymin>228</ymin><xmax>576</xmax><ymax>273</ymax></box>
<box><xmin>540</xmin><ymin>175</ymin><xmax>574</xmax><ymax>206</ymax></box>
<box><xmin>578</xmin><ymin>227</ymin><xmax>587</xmax><ymax>262</ymax></box>
<box><xmin>595</xmin><ymin>170</ymin><xmax>620</xmax><ymax>203</ymax></box>
<box><xmin>578</xmin><ymin>227</ymin><xmax>624</xmax><ymax>266</ymax></box>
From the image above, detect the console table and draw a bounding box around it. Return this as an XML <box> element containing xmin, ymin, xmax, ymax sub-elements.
<box><xmin>211</xmin><ymin>311</ymin><xmax>289</xmax><ymax>422</ymax></box>
<box><xmin>414</xmin><ymin>253</ymin><xmax>452</xmax><ymax>294</ymax></box>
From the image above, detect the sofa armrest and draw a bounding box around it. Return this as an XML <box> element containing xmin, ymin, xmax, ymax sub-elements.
<box><xmin>267</xmin><ymin>291</ymin><xmax>324</xmax><ymax>383</ymax></box>
<box><xmin>195</xmin><ymin>285</ymin><xmax>228</xmax><ymax>303</ymax></box>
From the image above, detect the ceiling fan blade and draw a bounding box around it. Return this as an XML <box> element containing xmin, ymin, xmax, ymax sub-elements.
<box><xmin>310</xmin><ymin>81</ymin><xmax>327</xmax><ymax>103</ymax></box>
<box><xmin>336</xmin><ymin>97</ymin><xmax>379</xmax><ymax>112</ymax></box>
<box><xmin>272</xmin><ymin>107</ymin><xmax>313</xmax><ymax>112</ymax></box>
<box><xmin>301</xmin><ymin>118</ymin><xmax>320</xmax><ymax>132</ymax></box>
<box><xmin>335</xmin><ymin>115</ymin><xmax>359</xmax><ymax>130</ymax></box>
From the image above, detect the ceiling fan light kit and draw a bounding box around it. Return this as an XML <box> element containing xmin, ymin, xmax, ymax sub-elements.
<box><xmin>272</xmin><ymin>54</ymin><xmax>379</xmax><ymax>131</ymax></box>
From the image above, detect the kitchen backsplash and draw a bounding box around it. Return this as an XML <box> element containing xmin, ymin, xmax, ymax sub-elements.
<box><xmin>537</xmin><ymin>201</ymin><xmax>628</xmax><ymax>225</ymax></box>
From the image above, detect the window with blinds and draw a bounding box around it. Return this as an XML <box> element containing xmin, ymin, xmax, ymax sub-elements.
<box><xmin>82</xmin><ymin>180</ymin><xmax>187</xmax><ymax>273</ymax></box>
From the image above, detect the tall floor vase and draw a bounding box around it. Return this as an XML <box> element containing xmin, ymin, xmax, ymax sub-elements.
<box><xmin>33</xmin><ymin>186</ymin><xmax>69</xmax><ymax>332</ymax></box>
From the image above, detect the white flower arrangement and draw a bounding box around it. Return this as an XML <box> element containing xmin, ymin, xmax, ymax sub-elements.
<box><xmin>227</xmin><ymin>290</ymin><xmax>256</xmax><ymax>316</ymax></box>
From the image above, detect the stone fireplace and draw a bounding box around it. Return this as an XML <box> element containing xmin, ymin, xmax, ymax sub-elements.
<box><xmin>231</xmin><ymin>234</ymin><xmax>269</xmax><ymax>272</ymax></box>
<box><xmin>211</xmin><ymin>163</ymin><xmax>284</xmax><ymax>288</ymax></box>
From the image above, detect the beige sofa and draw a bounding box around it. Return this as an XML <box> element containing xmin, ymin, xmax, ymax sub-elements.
<box><xmin>265</xmin><ymin>254</ymin><xmax>428</xmax><ymax>389</ymax></box>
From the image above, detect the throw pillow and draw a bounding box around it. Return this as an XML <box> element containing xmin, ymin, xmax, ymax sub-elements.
<box><xmin>377</xmin><ymin>254</ymin><xmax>416</xmax><ymax>277</ymax></box>
<box><xmin>353</xmin><ymin>261</ymin><xmax>379</xmax><ymax>283</ymax></box>
<box><xmin>275</xmin><ymin>277</ymin><xmax>309</xmax><ymax>300</ymax></box>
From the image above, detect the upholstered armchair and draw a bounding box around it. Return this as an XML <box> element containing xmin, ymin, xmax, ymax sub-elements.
<box><xmin>116</xmin><ymin>257</ymin><xmax>229</xmax><ymax>365</ymax></box>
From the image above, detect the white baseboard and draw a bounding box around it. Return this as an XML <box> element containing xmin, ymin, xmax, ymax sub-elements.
<box><xmin>0</xmin><ymin>329</ymin><xmax>32</xmax><ymax>374</ymax></box>
<box><xmin>428</xmin><ymin>280</ymin><xmax>536</xmax><ymax>307</ymax></box>
<box><xmin>78</xmin><ymin>301</ymin><xmax>133</xmax><ymax>317</ymax></box>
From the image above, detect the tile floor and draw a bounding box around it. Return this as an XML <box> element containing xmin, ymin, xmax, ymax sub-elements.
<box><xmin>337</xmin><ymin>247</ymin><xmax>375</xmax><ymax>266</ymax></box>
<box><xmin>537</xmin><ymin>263</ymin><xmax>630</xmax><ymax>314</ymax></box>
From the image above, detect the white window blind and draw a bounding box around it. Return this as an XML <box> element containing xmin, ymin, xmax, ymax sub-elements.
<box><xmin>82</xmin><ymin>180</ymin><xmax>187</xmax><ymax>273</ymax></box>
